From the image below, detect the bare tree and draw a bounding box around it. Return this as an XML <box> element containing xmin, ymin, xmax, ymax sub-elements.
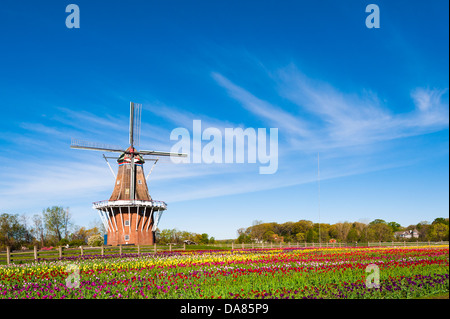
<box><xmin>32</xmin><ymin>214</ymin><xmax>45</xmax><ymax>246</ymax></box>
<box><xmin>42</xmin><ymin>206</ymin><xmax>72</xmax><ymax>242</ymax></box>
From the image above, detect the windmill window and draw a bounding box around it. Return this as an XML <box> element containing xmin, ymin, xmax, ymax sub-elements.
<box><xmin>125</xmin><ymin>188</ymin><xmax>129</xmax><ymax>194</ymax></box>
<box><xmin>117</xmin><ymin>180</ymin><xmax>120</xmax><ymax>185</ymax></box>
<box><xmin>124</xmin><ymin>220</ymin><xmax>130</xmax><ymax>226</ymax></box>
<box><xmin>124</xmin><ymin>235</ymin><xmax>130</xmax><ymax>241</ymax></box>
<box><xmin>138</xmin><ymin>180</ymin><xmax>142</xmax><ymax>184</ymax></box>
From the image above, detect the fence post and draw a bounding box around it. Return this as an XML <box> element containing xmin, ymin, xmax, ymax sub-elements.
<box><xmin>261</xmin><ymin>242</ymin><xmax>264</xmax><ymax>249</ymax></box>
<box><xmin>231</xmin><ymin>242</ymin><xmax>234</xmax><ymax>250</ymax></box>
<box><xmin>169</xmin><ymin>243</ymin><xmax>172</xmax><ymax>252</ymax></box>
<box><xmin>184</xmin><ymin>242</ymin><xmax>186</xmax><ymax>250</ymax></box>
<box><xmin>80</xmin><ymin>246</ymin><xmax>84</xmax><ymax>256</ymax></box>
<box><xmin>6</xmin><ymin>246</ymin><xmax>10</xmax><ymax>265</ymax></box>
<box><xmin>34</xmin><ymin>245</ymin><xmax>38</xmax><ymax>261</ymax></box>
<box><xmin>119</xmin><ymin>245</ymin><xmax>122</xmax><ymax>256</ymax></box>
<box><xmin>59</xmin><ymin>246</ymin><xmax>62</xmax><ymax>258</ymax></box>
<box><xmin>101</xmin><ymin>245</ymin><xmax>104</xmax><ymax>256</ymax></box>
<box><xmin>154</xmin><ymin>243</ymin><xmax>157</xmax><ymax>253</ymax></box>
<box><xmin>252</xmin><ymin>243</ymin><xmax>254</xmax><ymax>249</ymax></box>
<box><xmin>242</xmin><ymin>242</ymin><xmax>244</xmax><ymax>249</ymax></box>
<box><xmin>137</xmin><ymin>245</ymin><xmax>140</xmax><ymax>255</ymax></box>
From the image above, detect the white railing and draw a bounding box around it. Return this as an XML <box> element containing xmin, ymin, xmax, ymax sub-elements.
<box><xmin>92</xmin><ymin>199</ymin><xmax>167</xmax><ymax>210</ymax></box>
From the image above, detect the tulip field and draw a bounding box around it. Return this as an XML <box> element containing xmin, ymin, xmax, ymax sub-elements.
<box><xmin>0</xmin><ymin>246</ymin><xmax>448</xmax><ymax>299</ymax></box>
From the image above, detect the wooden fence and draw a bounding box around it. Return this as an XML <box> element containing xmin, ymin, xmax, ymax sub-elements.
<box><xmin>0</xmin><ymin>241</ymin><xmax>448</xmax><ymax>266</ymax></box>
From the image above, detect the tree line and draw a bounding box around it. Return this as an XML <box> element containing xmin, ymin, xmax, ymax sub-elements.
<box><xmin>0</xmin><ymin>206</ymin><xmax>104</xmax><ymax>250</ymax></box>
<box><xmin>2</xmin><ymin>206</ymin><xmax>448</xmax><ymax>250</ymax></box>
<box><xmin>236</xmin><ymin>218</ymin><xmax>449</xmax><ymax>244</ymax></box>
<box><xmin>0</xmin><ymin>207</ymin><xmax>217</xmax><ymax>250</ymax></box>
<box><xmin>156</xmin><ymin>228</ymin><xmax>215</xmax><ymax>245</ymax></box>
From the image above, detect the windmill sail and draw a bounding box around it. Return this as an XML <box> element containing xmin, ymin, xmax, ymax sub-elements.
<box><xmin>139</xmin><ymin>150</ymin><xmax>187</xmax><ymax>157</ymax></box>
<box><xmin>133</xmin><ymin>103</ymin><xmax>142</xmax><ymax>147</ymax></box>
<box><xmin>70</xmin><ymin>139</ymin><xmax>124</xmax><ymax>153</ymax></box>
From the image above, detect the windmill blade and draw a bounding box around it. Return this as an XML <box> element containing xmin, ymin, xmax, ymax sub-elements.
<box><xmin>129</xmin><ymin>102</ymin><xmax>134</xmax><ymax>146</ymax></box>
<box><xmin>139</xmin><ymin>150</ymin><xmax>188</xmax><ymax>157</ymax></box>
<box><xmin>133</xmin><ymin>103</ymin><xmax>142</xmax><ymax>147</ymax></box>
<box><xmin>70</xmin><ymin>139</ymin><xmax>124</xmax><ymax>153</ymax></box>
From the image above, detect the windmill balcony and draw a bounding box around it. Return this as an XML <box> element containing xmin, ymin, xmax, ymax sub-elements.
<box><xmin>92</xmin><ymin>199</ymin><xmax>167</xmax><ymax>211</ymax></box>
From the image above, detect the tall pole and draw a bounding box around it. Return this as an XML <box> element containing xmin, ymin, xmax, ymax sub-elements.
<box><xmin>318</xmin><ymin>152</ymin><xmax>321</xmax><ymax>246</ymax></box>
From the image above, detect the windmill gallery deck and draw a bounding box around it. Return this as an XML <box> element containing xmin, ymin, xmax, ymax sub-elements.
<box><xmin>70</xmin><ymin>102</ymin><xmax>187</xmax><ymax>245</ymax></box>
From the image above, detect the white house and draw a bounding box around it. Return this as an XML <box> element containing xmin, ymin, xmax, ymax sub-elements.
<box><xmin>394</xmin><ymin>229</ymin><xmax>419</xmax><ymax>239</ymax></box>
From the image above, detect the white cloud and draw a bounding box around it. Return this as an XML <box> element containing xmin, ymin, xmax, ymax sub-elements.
<box><xmin>411</xmin><ymin>87</ymin><xmax>448</xmax><ymax>112</ymax></box>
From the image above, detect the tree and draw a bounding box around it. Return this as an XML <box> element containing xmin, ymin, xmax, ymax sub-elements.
<box><xmin>0</xmin><ymin>213</ymin><xmax>30</xmax><ymax>249</ymax></box>
<box><xmin>199</xmin><ymin>233</ymin><xmax>209</xmax><ymax>244</ymax></box>
<box><xmin>353</xmin><ymin>222</ymin><xmax>369</xmax><ymax>242</ymax></box>
<box><xmin>292</xmin><ymin>220</ymin><xmax>313</xmax><ymax>235</ymax></box>
<box><xmin>387</xmin><ymin>222</ymin><xmax>402</xmax><ymax>232</ymax></box>
<box><xmin>370</xmin><ymin>219</ymin><xmax>387</xmax><ymax>225</ymax></box>
<box><xmin>31</xmin><ymin>214</ymin><xmax>45</xmax><ymax>246</ymax></box>
<box><xmin>416</xmin><ymin>221</ymin><xmax>431</xmax><ymax>241</ymax></box>
<box><xmin>306</xmin><ymin>229</ymin><xmax>317</xmax><ymax>242</ymax></box>
<box><xmin>347</xmin><ymin>227</ymin><xmax>359</xmax><ymax>242</ymax></box>
<box><xmin>368</xmin><ymin>223</ymin><xmax>393</xmax><ymax>242</ymax></box>
<box><xmin>87</xmin><ymin>234</ymin><xmax>104</xmax><ymax>247</ymax></box>
<box><xmin>334</xmin><ymin>222</ymin><xmax>352</xmax><ymax>242</ymax></box>
<box><xmin>429</xmin><ymin>223</ymin><xmax>449</xmax><ymax>241</ymax></box>
<box><xmin>42</xmin><ymin>206</ymin><xmax>71</xmax><ymax>242</ymax></box>
<box><xmin>249</xmin><ymin>220</ymin><xmax>265</xmax><ymax>242</ymax></box>
<box><xmin>432</xmin><ymin>218</ymin><xmax>449</xmax><ymax>226</ymax></box>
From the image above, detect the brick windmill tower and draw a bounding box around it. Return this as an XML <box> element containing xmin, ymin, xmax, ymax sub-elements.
<box><xmin>70</xmin><ymin>102</ymin><xmax>186</xmax><ymax>245</ymax></box>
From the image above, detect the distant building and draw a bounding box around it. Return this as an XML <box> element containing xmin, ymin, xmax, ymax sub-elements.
<box><xmin>394</xmin><ymin>229</ymin><xmax>419</xmax><ymax>239</ymax></box>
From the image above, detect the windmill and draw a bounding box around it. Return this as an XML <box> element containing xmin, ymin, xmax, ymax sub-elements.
<box><xmin>71</xmin><ymin>102</ymin><xmax>187</xmax><ymax>245</ymax></box>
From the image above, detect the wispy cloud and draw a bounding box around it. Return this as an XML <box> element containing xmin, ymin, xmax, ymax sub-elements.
<box><xmin>275</xmin><ymin>65</ymin><xmax>449</xmax><ymax>150</ymax></box>
<box><xmin>211</xmin><ymin>72</ymin><xmax>311</xmax><ymax>138</ymax></box>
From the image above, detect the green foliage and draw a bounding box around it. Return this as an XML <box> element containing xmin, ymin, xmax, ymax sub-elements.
<box><xmin>42</xmin><ymin>206</ymin><xmax>71</xmax><ymax>242</ymax></box>
<box><xmin>0</xmin><ymin>213</ymin><xmax>31</xmax><ymax>250</ymax></box>
<box><xmin>68</xmin><ymin>239</ymin><xmax>86</xmax><ymax>247</ymax></box>
<box><xmin>87</xmin><ymin>234</ymin><xmax>104</xmax><ymax>247</ymax></box>
<box><xmin>369</xmin><ymin>219</ymin><xmax>387</xmax><ymax>225</ymax></box>
<box><xmin>57</xmin><ymin>238</ymin><xmax>70</xmax><ymax>247</ymax></box>
<box><xmin>433</xmin><ymin>218</ymin><xmax>449</xmax><ymax>226</ymax></box>
<box><xmin>156</xmin><ymin>228</ymin><xmax>214</xmax><ymax>245</ymax></box>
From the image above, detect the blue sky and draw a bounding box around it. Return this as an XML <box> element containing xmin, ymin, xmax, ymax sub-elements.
<box><xmin>0</xmin><ymin>0</ymin><xmax>448</xmax><ymax>239</ymax></box>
